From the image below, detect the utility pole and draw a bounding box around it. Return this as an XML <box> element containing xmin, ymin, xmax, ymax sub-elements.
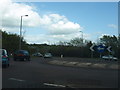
<box><xmin>79</xmin><ymin>31</ymin><xmax>83</xmax><ymax>46</ymax></box>
<box><xmin>19</xmin><ymin>15</ymin><xmax>28</xmax><ymax>50</ymax></box>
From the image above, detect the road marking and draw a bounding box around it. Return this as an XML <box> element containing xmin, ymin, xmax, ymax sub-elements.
<box><xmin>68</xmin><ymin>62</ymin><xmax>78</xmax><ymax>65</ymax></box>
<box><xmin>84</xmin><ymin>63</ymin><xmax>92</xmax><ymax>66</ymax></box>
<box><xmin>92</xmin><ymin>64</ymin><xmax>106</xmax><ymax>68</ymax></box>
<box><xmin>49</xmin><ymin>60</ymin><xmax>68</xmax><ymax>65</ymax></box>
<box><xmin>9</xmin><ymin>78</ymin><xmax>26</xmax><ymax>82</ymax></box>
<box><xmin>43</xmin><ymin>83</ymin><xmax>66</xmax><ymax>87</ymax></box>
<box><xmin>65</xmin><ymin>62</ymin><xmax>78</xmax><ymax>66</ymax></box>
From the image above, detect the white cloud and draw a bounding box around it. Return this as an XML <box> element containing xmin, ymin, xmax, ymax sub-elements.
<box><xmin>108</xmin><ymin>24</ymin><xmax>117</xmax><ymax>29</ymax></box>
<box><xmin>39</xmin><ymin>14</ymin><xmax>83</xmax><ymax>35</ymax></box>
<box><xmin>1</xmin><ymin>0</ymin><xmax>82</xmax><ymax>32</ymax></box>
<box><xmin>0</xmin><ymin>0</ymin><xmax>41</xmax><ymax>31</ymax></box>
<box><xmin>49</xmin><ymin>21</ymin><xmax>81</xmax><ymax>35</ymax></box>
<box><xmin>1</xmin><ymin>0</ymin><xmax>84</xmax><ymax>44</ymax></box>
<box><xmin>24</xmin><ymin>32</ymin><xmax>91</xmax><ymax>44</ymax></box>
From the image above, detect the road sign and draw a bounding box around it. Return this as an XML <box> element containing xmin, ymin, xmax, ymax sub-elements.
<box><xmin>96</xmin><ymin>44</ymin><xmax>106</xmax><ymax>53</ymax></box>
<box><xmin>90</xmin><ymin>44</ymin><xmax>111</xmax><ymax>53</ymax></box>
<box><xmin>107</xmin><ymin>46</ymin><xmax>112</xmax><ymax>52</ymax></box>
<box><xmin>90</xmin><ymin>44</ymin><xmax>95</xmax><ymax>51</ymax></box>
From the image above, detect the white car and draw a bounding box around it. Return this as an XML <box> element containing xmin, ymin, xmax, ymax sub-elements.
<box><xmin>44</xmin><ymin>53</ymin><xmax>52</xmax><ymax>58</ymax></box>
<box><xmin>102</xmin><ymin>55</ymin><xmax>118</xmax><ymax>61</ymax></box>
<box><xmin>32</xmin><ymin>53</ymin><xmax>43</xmax><ymax>57</ymax></box>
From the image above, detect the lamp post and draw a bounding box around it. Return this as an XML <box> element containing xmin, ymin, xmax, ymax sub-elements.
<box><xmin>79</xmin><ymin>31</ymin><xmax>83</xmax><ymax>46</ymax></box>
<box><xmin>19</xmin><ymin>15</ymin><xmax>28</xmax><ymax>50</ymax></box>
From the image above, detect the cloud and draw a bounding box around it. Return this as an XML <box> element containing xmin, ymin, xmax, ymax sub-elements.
<box><xmin>108</xmin><ymin>24</ymin><xmax>117</xmax><ymax>29</ymax></box>
<box><xmin>24</xmin><ymin>32</ymin><xmax>92</xmax><ymax>44</ymax></box>
<box><xmin>1</xmin><ymin>0</ymin><xmax>83</xmax><ymax>33</ymax></box>
<box><xmin>1</xmin><ymin>0</ymin><xmax>41</xmax><ymax>32</ymax></box>
<box><xmin>39</xmin><ymin>13</ymin><xmax>83</xmax><ymax>35</ymax></box>
<box><xmin>1</xmin><ymin>0</ymin><xmax>84</xmax><ymax>44</ymax></box>
<box><xmin>49</xmin><ymin>20</ymin><xmax>81</xmax><ymax>35</ymax></box>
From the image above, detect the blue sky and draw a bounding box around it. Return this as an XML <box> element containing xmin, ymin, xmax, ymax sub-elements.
<box><xmin>27</xmin><ymin>2</ymin><xmax>118</xmax><ymax>43</ymax></box>
<box><xmin>1</xmin><ymin>1</ymin><xmax>118</xmax><ymax>44</ymax></box>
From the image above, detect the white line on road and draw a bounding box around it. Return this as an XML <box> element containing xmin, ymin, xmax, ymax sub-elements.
<box><xmin>43</xmin><ymin>83</ymin><xmax>66</xmax><ymax>87</ymax></box>
<box><xmin>9</xmin><ymin>78</ymin><xmax>26</xmax><ymax>82</ymax></box>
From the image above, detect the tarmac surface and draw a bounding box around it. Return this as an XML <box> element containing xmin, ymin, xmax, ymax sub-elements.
<box><xmin>2</xmin><ymin>57</ymin><xmax>119</xmax><ymax>88</ymax></box>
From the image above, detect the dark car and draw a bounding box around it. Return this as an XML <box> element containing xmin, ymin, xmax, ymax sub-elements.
<box><xmin>13</xmin><ymin>50</ymin><xmax>30</xmax><ymax>61</ymax></box>
<box><xmin>0</xmin><ymin>49</ymin><xmax>9</xmax><ymax>67</ymax></box>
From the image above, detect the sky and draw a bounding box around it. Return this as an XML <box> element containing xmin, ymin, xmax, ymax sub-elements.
<box><xmin>0</xmin><ymin>0</ymin><xmax>118</xmax><ymax>44</ymax></box>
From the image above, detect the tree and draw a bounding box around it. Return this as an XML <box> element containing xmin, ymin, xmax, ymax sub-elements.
<box><xmin>2</xmin><ymin>31</ymin><xmax>28</xmax><ymax>54</ymax></box>
<box><xmin>69</xmin><ymin>37</ymin><xmax>83</xmax><ymax>47</ymax></box>
<box><xmin>0</xmin><ymin>30</ymin><xmax>2</xmax><ymax>47</ymax></box>
<box><xmin>100</xmin><ymin>35</ymin><xmax>118</xmax><ymax>57</ymax></box>
<box><xmin>58</xmin><ymin>41</ymin><xmax>68</xmax><ymax>46</ymax></box>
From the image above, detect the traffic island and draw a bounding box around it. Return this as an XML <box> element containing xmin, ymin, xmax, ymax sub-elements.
<box><xmin>91</xmin><ymin>63</ymin><xmax>106</xmax><ymax>69</ymax></box>
<box><xmin>47</xmin><ymin>60</ymin><xmax>118</xmax><ymax>70</ymax></box>
<box><xmin>65</xmin><ymin>62</ymin><xmax>79</xmax><ymax>66</ymax></box>
<box><xmin>75</xmin><ymin>63</ymin><xmax>92</xmax><ymax>68</ymax></box>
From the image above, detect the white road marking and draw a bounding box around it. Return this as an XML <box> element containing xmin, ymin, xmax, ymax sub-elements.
<box><xmin>9</xmin><ymin>78</ymin><xmax>26</xmax><ymax>82</ymax></box>
<box><xmin>67</xmin><ymin>62</ymin><xmax>78</xmax><ymax>65</ymax></box>
<box><xmin>43</xmin><ymin>83</ymin><xmax>66</xmax><ymax>87</ymax></box>
<box><xmin>92</xmin><ymin>64</ymin><xmax>106</xmax><ymax>68</ymax></box>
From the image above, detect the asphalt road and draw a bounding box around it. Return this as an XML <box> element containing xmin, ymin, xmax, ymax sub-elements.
<box><xmin>2</xmin><ymin>57</ymin><xmax>118</xmax><ymax>88</ymax></box>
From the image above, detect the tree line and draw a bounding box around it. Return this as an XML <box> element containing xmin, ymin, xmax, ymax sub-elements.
<box><xmin>1</xmin><ymin>30</ymin><xmax>120</xmax><ymax>58</ymax></box>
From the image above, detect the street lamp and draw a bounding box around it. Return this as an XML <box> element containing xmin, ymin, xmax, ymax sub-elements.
<box><xmin>19</xmin><ymin>15</ymin><xmax>28</xmax><ymax>50</ymax></box>
<box><xmin>79</xmin><ymin>31</ymin><xmax>83</xmax><ymax>46</ymax></box>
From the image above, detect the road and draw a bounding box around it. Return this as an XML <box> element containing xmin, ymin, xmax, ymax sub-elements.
<box><xmin>2</xmin><ymin>57</ymin><xmax>118</xmax><ymax>88</ymax></box>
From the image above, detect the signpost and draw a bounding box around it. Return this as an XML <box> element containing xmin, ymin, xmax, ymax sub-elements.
<box><xmin>90</xmin><ymin>44</ymin><xmax>95</xmax><ymax>58</ymax></box>
<box><xmin>107</xmin><ymin>46</ymin><xmax>112</xmax><ymax>52</ymax></box>
<box><xmin>107</xmin><ymin>46</ymin><xmax>112</xmax><ymax>60</ymax></box>
<box><xmin>90</xmin><ymin>44</ymin><xmax>112</xmax><ymax>58</ymax></box>
<box><xmin>96</xmin><ymin>44</ymin><xmax>106</xmax><ymax>53</ymax></box>
<box><xmin>96</xmin><ymin>44</ymin><xmax>106</xmax><ymax>58</ymax></box>
<box><xmin>90</xmin><ymin>44</ymin><xmax>95</xmax><ymax>51</ymax></box>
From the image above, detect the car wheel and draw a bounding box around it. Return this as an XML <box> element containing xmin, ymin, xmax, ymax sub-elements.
<box><xmin>23</xmin><ymin>58</ymin><xmax>25</xmax><ymax>61</ymax></box>
<box><xmin>7</xmin><ymin>64</ymin><xmax>9</xmax><ymax>67</ymax></box>
<box><xmin>114</xmin><ymin>59</ymin><xmax>117</xmax><ymax>61</ymax></box>
<box><xmin>28</xmin><ymin>58</ymin><xmax>30</xmax><ymax>61</ymax></box>
<box><xmin>4</xmin><ymin>64</ymin><xmax>8</xmax><ymax>68</ymax></box>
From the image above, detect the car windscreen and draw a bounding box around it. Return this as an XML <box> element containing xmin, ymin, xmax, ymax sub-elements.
<box><xmin>16</xmin><ymin>50</ymin><xmax>29</xmax><ymax>54</ymax></box>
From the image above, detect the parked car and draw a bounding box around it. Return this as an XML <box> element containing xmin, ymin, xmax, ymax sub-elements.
<box><xmin>13</xmin><ymin>50</ymin><xmax>30</xmax><ymax>61</ymax></box>
<box><xmin>0</xmin><ymin>49</ymin><xmax>9</xmax><ymax>67</ymax></box>
<box><xmin>44</xmin><ymin>53</ymin><xmax>52</xmax><ymax>58</ymax></box>
<box><xmin>32</xmin><ymin>53</ymin><xmax>43</xmax><ymax>57</ymax></box>
<box><xmin>102</xmin><ymin>55</ymin><xmax>118</xmax><ymax>61</ymax></box>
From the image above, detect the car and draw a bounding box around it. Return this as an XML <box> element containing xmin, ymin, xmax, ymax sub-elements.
<box><xmin>0</xmin><ymin>49</ymin><xmax>9</xmax><ymax>67</ymax></box>
<box><xmin>32</xmin><ymin>53</ymin><xmax>43</xmax><ymax>57</ymax></box>
<box><xmin>44</xmin><ymin>53</ymin><xmax>52</xmax><ymax>58</ymax></box>
<box><xmin>13</xmin><ymin>50</ymin><xmax>30</xmax><ymax>61</ymax></box>
<box><xmin>102</xmin><ymin>55</ymin><xmax>118</xmax><ymax>61</ymax></box>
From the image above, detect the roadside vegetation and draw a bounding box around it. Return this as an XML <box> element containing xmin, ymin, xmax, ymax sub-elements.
<box><xmin>1</xmin><ymin>29</ymin><xmax>120</xmax><ymax>59</ymax></box>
